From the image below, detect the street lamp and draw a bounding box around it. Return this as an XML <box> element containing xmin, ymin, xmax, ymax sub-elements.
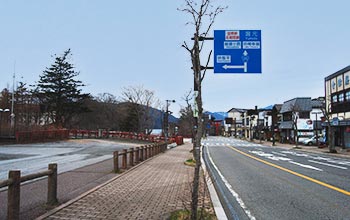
<box><xmin>0</xmin><ymin>108</ymin><xmax>10</xmax><ymax>137</ymax></box>
<box><xmin>164</xmin><ymin>99</ymin><xmax>175</xmax><ymax>143</ymax></box>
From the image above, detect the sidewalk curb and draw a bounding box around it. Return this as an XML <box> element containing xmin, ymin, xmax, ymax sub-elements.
<box><xmin>35</xmin><ymin>151</ymin><xmax>167</xmax><ymax>220</ymax></box>
<box><xmin>201</xmin><ymin>146</ymin><xmax>228</xmax><ymax>220</ymax></box>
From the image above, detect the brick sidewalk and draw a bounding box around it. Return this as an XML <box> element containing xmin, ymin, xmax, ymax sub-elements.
<box><xmin>37</xmin><ymin>143</ymin><xmax>213</xmax><ymax>220</ymax></box>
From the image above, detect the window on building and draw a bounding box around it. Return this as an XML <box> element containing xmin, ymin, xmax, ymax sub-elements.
<box><xmin>283</xmin><ymin>113</ymin><xmax>292</xmax><ymax>121</ymax></box>
<box><xmin>346</xmin><ymin>75</ymin><xmax>350</xmax><ymax>86</ymax></box>
<box><xmin>332</xmin><ymin>81</ymin><xmax>336</xmax><ymax>90</ymax></box>
<box><xmin>332</xmin><ymin>95</ymin><xmax>338</xmax><ymax>103</ymax></box>
<box><xmin>299</xmin><ymin>112</ymin><xmax>309</xmax><ymax>119</ymax></box>
<box><xmin>339</xmin><ymin>93</ymin><xmax>344</xmax><ymax>102</ymax></box>
<box><xmin>338</xmin><ymin>78</ymin><xmax>343</xmax><ymax>87</ymax></box>
<box><xmin>346</xmin><ymin>91</ymin><xmax>350</xmax><ymax>101</ymax></box>
<box><xmin>345</xmin><ymin>91</ymin><xmax>350</xmax><ymax>102</ymax></box>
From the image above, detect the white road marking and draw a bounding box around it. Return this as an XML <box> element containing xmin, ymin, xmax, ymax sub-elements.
<box><xmin>281</xmin><ymin>151</ymin><xmax>310</xmax><ymax>157</ymax></box>
<box><xmin>289</xmin><ymin>161</ymin><xmax>323</xmax><ymax>171</ymax></box>
<box><xmin>201</xmin><ymin>148</ymin><xmax>228</xmax><ymax>220</ymax></box>
<box><xmin>207</xmin><ymin>147</ymin><xmax>256</xmax><ymax>220</ymax></box>
<box><xmin>308</xmin><ymin>160</ymin><xmax>348</xmax><ymax>170</ymax></box>
<box><xmin>272</xmin><ymin>151</ymin><xmax>287</xmax><ymax>157</ymax></box>
<box><xmin>250</xmin><ymin>151</ymin><xmax>291</xmax><ymax>161</ymax></box>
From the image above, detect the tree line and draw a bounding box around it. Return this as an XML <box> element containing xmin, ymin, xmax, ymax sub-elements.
<box><xmin>0</xmin><ymin>49</ymin><xmax>192</xmax><ymax>136</ymax></box>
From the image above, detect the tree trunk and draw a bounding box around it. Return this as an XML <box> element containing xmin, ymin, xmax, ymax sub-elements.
<box><xmin>191</xmin><ymin>32</ymin><xmax>203</xmax><ymax>220</ymax></box>
<box><xmin>328</xmin><ymin>126</ymin><xmax>337</xmax><ymax>153</ymax></box>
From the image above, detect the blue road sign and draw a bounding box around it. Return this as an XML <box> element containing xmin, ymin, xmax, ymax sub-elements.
<box><xmin>214</xmin><ymin>30</ymin><xmax>261</xmax><ymax>74</ymax></box>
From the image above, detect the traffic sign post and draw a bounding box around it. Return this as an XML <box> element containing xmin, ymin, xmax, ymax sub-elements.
<box><xmin>214</xmin><ymin>30</ymin><xmax>262</xmax><ymax>74</ymax></box>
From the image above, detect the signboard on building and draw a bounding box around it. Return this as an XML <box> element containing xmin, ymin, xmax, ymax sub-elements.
<box><xmin>214</xmin><ymin>30</ymin><xmax>262</xmax><ymax>74</ymax></box>
<box><xmin>297</xmin><ymin>119</ymin><xmax>313</xmax><ymax>130</ymax></box>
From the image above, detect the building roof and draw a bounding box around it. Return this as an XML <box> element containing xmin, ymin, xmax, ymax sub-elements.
<box><xmin>273</xmin><ymin>104</ymin><xmax>283</xmax><ymax>112</ymax></box>
<box><xmin>325</xmin><ymin>65</ymin><xmax>350</xmax><ymax>81</ymax></box>
<box><xmin>280</xmin><ymin>97</ymin><xmax>312</xmax><ymax>113</ymax></box>
<box><xmin>227</xmin><ymin>108</ymin><xmax>247</xmax><ymax>113</ymax></box>
<box><xmin>311</xmin><ymin>99</ymin><xmax>324</xmax><ymax>108</ymax></box>
<box><xmin>261</xmin><ymin>105</ymin><xmax>273</xmax><ymax>110</ymax></box>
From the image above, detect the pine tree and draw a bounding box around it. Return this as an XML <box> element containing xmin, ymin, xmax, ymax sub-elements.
<box><xmin>35</xmin><ymin>49</ymin><xmax>90</xmax><ymax>128</ymax></box>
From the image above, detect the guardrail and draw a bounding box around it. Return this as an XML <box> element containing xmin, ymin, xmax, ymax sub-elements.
<box><xmin>113</xmin><ymin>142</ymin><xmax>167</xmax><ymax>173</ymax></box>
<box><xmin>0</xmin><ymin>163</ymin><xmax>58</xmax><ymax>220</ymax></box>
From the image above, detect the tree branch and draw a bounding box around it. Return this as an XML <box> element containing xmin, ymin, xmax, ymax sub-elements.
<box><xmin>201</xmin><ymin>50</ymin><xmax>212</xmax><ymax>82</ymax></box>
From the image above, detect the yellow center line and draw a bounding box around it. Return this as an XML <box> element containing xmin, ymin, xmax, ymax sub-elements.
<box><xmin>229</xmin><ymin>146</ymin><xmax>350</xmax><ymax>197</ymax></box>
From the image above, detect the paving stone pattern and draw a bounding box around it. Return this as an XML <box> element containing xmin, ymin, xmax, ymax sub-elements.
<box><xmin>41</xmin><ymin>143</ymin><xmax>213</xmax><ymax>220</ymax></box>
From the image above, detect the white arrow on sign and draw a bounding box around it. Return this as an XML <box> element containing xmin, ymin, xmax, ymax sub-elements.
<box><xmin>222</xmin><ymin>50</ymin><xmax>249</xmax><ymax>72</ymax></box>
<box><xmin>222</xmin><ymin>62</ymin><xmax>247</xmax><ymax>72</ymax></box>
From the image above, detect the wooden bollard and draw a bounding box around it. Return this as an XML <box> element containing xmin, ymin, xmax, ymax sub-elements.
<box><xmin>150</xmin><ymin>145</ymin><xmax>154</xmax><ymax>157</ymax></box>
<box><xmin>135</xmin><ymin>147</ymin><xmax>140</xmax><ymax>163</ymax></box>
<box><xmin>156</xmin><ymin>144</ymin><xmax>159</xmax><ymax>154</ymax></box>
<box><xmin>140</xmin><ymin>146</ymin><xmax>144</xmax><ymax>161</ymax></box>
<box><xmin>8</xmin><ymin>170</ymin><xmax>21</xmax><ymax>220</ymax></box>
<box><xmin>144</xmin><ymin>146</ymin><xmax>148</xmax><ymax>160</ymax></box>
<box><xmin>113</xmin><ymin>151</ymin><xmax>119</xmax><ymax>173</ymax></box>
<box><xmin>129</xmin><ymin>148</ymin><xmax>134</xmax><ymax>166</ymax></box>
<box><xmin>122</xmin><ymin>149</ymin><xmax>127</xmax><ymax>169</ymax></box>
<box><xmin>147</xmin><ymin>145</ymin><xmax>151</xmax><ymax>158</ymax></box>
<box><xmin>47</xmin><ymin>163</ymin><xmax>58</xmax><ymax>206</ymax></box>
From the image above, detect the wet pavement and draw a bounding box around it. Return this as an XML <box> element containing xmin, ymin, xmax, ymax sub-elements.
<box><xmin>0</xmin><ymin>139</ymin><xmax>143</xmax><ymax>181</ymax></box>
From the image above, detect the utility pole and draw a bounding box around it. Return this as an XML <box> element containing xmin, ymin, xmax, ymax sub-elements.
<box><xmin>10</xmin><ymin>63</ymin><xmax>16</xmax><ymax>137</ymax></box>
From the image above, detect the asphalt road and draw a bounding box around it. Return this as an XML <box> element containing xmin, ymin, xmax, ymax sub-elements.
<box><xmin>203</xmin><ymin>136</ymin><xmax>350</xmax><ymax>220</ymax></box>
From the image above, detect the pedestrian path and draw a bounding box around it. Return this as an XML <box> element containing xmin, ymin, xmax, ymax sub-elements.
<box><xmin>37</xmin><ymin>143</ymin><xmax>213</xmax><ymax>220</ymax></box>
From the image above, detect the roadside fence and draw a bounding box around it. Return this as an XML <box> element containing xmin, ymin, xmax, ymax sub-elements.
<box><xmin>13</xmin><ymin>129</ymin><xmax>184</xmax><ymax>145</ymax></box>
<box><xmin>113</xmin><ymin>142</ymin><xmax>168</xmax><ymax>173</ymax></box>
<box><xmin>16</xmin><ymin>130</ymin><xmax>69</xmax><ymax>144</ymax></box>
<box><xmin>0</xmin><ymin>163</ymin><xmax>58</xmax><ymax>220</ymax></box>
<box><xmin>69</xmin><ymin>129</ymin><xmax>180</xmax><ymax>143</ymax></box>
<box><xmin>0</xmin><ymin>140</ymin><xmax>178</xmax><ymax>219</ymax></box>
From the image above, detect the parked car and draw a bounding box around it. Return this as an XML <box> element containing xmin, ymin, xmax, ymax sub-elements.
<box><xmin>302</xmin><ymin>135</ymin><xmax>325</xmax><ymax>146</ymax></box>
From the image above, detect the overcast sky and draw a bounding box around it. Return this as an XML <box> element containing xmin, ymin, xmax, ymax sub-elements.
<box><xmin>1</xmin><ymin>0</ymin><xmax>349</xmax><ymax>116</ymax></box>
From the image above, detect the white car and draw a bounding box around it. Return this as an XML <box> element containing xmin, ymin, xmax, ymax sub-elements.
<box><xmin>302</xmin><ymin>136</ymin><xmax>325</xmax><ymax>146</ymax></box>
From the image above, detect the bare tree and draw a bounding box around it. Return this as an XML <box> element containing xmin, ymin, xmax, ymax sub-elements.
<box><xmin>179</xmin><ymin>0</ymin><xmax>226</xmax><ymax>218</ymax></box>
<box><xmin>15</xmin><ymin>82</ymin><xmax>42</xmax><ymax>131</ymax></box>
<box><xmin>320</xmin><ymin>99</ymin><xmax>337</xmax><ymax>153</ymax></box>
<box><xmin>291</xmin><ymin>111</ymin><xmax>300</xmax><ymax>148</ymax></box>
<box><xmin>178</xmin><ymin>89</ymin><xmax>194</xmax><ymax>137</ymax></box>
<box><xmin>121</xmin><ymin>85</ymin><xmax>161</xmax><ymax>134</ymax></box>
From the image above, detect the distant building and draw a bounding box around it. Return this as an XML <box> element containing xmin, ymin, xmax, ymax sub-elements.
<box><xmin>227</xmin><ymin>108</ymin><xmax>247</xmax><ymax>137</ymax></box>
<box><xmin>279</xmin><ymin>97</ymin><xmax>324</xmax><ymax>144</ymax></box>
<box><xmin>325</xmin><ymin>65</ymin><xmax>350</xmax><ymax>148</ymax></box>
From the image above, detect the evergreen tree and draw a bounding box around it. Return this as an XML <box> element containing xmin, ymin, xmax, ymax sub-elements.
<box><xmin>35</xmin><ymin>49</ymin><xmax>90</xmax><ymax>128</ymax></box>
